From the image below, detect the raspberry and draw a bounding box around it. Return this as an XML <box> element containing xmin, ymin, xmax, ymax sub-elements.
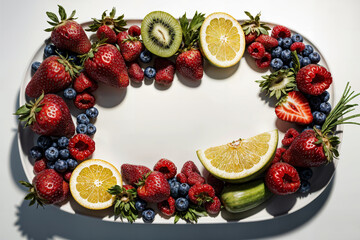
<box><xmin>290</xmin><ymin>42</ymin><xmax>305</xmax><ymax>53</ymax></box>
<box><xmin>272</xmin><ymin>147</ymin><xmax>286</xmax><ymax>164</ymax></box>
<box><xmin>247</xmin><ymin>42</ymin><xmax>265</xmax><ymax>59</ymax></box>
<box><xmin>128</xmin><ymin>25</ymin><xmax>141</xmax><ymax>37</ymax></box>
<box><xmin>157</xmin><ymin>196</ymin><xmax>176</xmax><ymax>217</ymax></box>
<box><xmin>33</xmin><ymin>158</ymin><xmax>47</xmax><ymax>174</ymax></box>
<box><xmin>282</xmin><ymin>128</ymin><xmax>300</xmax><ymax>146</ymax></box>
<box><xmin>206</xmin><ymin>174</ymin><xmax>224</xmax><ymax>196</ymax></box>
<box><xmin>188</xmin><ymin>184</ymin><xmax>215</xmax><ymax>205</ymax></box>
<box><xmin>73</xmin><ymin>73</ymin><xmax>98</xmax><ymax>93</ymax></box>
<box><xmin>255</xmin><ymin>52</ymin><xmax>271</xmax><ymax>68</ymax></box>
<box><xmin>63</xmin><ymin>171</ymin><xmax>72</xmax><ymax>182</ymax></box>
<box><xmin>74</xmin><ymin>92</ymin><xmax>96</xmax><ymax>110</ymax></box>
<box><xmin>181</xmin><ymin>161</ymin><xmax>200</xmax><ymax>177</ymax></box>
<box><xmin>187</xmin><ymin>172</ymin><xmax>205</xmax><ymax>186</ymax></box>
<box><xmin>68</xmin><ymin>134</ymin><xmax>95</xmax><ymax>161</ymax></box>
<box><xmin>153</xmin><ymin>158</ymin><xmax>177</xmax><ymax>180</ymax></box>
<box><xmin>176</xmin><ymin>173</ymin><xmax>187</xmax><ymax>183</ymax></box>
<box><xmin>204</xmin><ymin>196</ymin><xmax>221</xmax><ymax>215</ymax></box>
<box><xmin>255</xmin><ymin>34</ymin><xmax>278</xmax><ymax>50</ymax></box>
<box><xmin>271</xmin><ymin>25</ymin><xmax>291</xmax><ymax>39</ymax></box>
<box><xmin>265</xmin><ymin>162</ymin><xmax>300</xmax><ymax>195</ymax></box>
<box><xmin>296</xmin><ymin>64</ymin><xmax>332</xmax><ymax>96</ymax></box>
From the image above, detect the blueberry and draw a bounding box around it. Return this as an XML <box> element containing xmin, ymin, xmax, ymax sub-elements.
<box><xmin>30</xmin><ymin>146</ymin><xmax>43</xmax><ymax>160</ymax></box>
<box><xmin>282</xmin><ymin>65</ymin><xmax>289</xmax><ymax>69</ymax></box>
<box><xmin>63</xmin><ymin>88</ymin><xmax>77</xmax><ymax>100</ymax></box>
<box><xmin>298</xmin><ymin>180</ymin><xmax>311</xmax><ymax>194</ymax></box>
<box><xmin>37</xmin><ymin>135</ymin><xmax>53</xmax><ymax>149</ymax></box>
<box><xmin>170</xmin><ymin>182</ymin><xmax>180</xmax><ymax>198</ymax></box>
<box><xmin>301</xmin><ymin>57</ymin><xmax>311</xmax><ymax>67</ymax></box>
<box><xmin>175</xmin><ymin>197</ymin><xmax>189</xmax><ymax>212</ymax></box>
<box><xmin>57</xmin><ymin>137</ymin><xmax>69</xmax><ymax>149</ymax></box>
<box><xmin>59</xmin><ymin>149</ymin><xmax>70</xmax><ymax>159</ymax></box>
<box><xmin>277</xmin><ymin>38</ymin><xmax>284</xmax><ymax>47</ymax></box>
<box><xmin>271</xmin><ymin>46</ymin><xmax>282</xmax><ymax>58</ymax></box>
<box><xmin>139</xmin><ymin>50</ymin><xmax>153</xmax><ymax>63</ymax></box>
<box><xmin>135</xmin><ymin>199</ymin><xmax>147</xmax><ymax>212</ymax></box>
<box><xmin>313</xmin><ymin>111</ymin><xmax>326</xmax><ymax>125</ymax></box>
<box><xmin>319</xmin><ymin>102</ymin><xmax>332</xmax><ymax>115</ymax></box>
<box><xmin>289</xmin><ymin>61</ymin><xmax>294</xmax><ymax>68</ymax></box>
<box><xmin>168</xmin><ymin>177</ymin><xmax>177</xmax><ymax>186</ymax></box>
<box><xmin>54</xmin><ymin>159</ymin><xmax>68</xmax><ymax>173</ymax></box>
<box><xmin>31</xmin><ymin>61</ymin><xmax>41</xmax><ymax>73</ymax></box>
<box><xmin>47</xmin><ymin>161</ymin><xmax>55</xmax><ymax>169</ymax></box>
<box><xmin>52</xmin><ymin>141</ymin><xmax>58</xmax><ymax>148</ymax></box>
<box><xmin>281</xmin><ymin>37</ymin><xmax>293</xmax><ymax>49</ymax></box>
<box><xmin>76</xmin><ymin>124</ymin><xmax>88</xmax><ymax>134</ymax></box>
<box><xmin>68</xmin><ymin>52</ymin><xmax>81</xmax><ymax>65</ymax></box>
<box><xmin>302</xmin><ymin>45</ymin><xmax>314</xmax><ymax>57</ymax></box>
<box><xmin>280</xmin><ymin>49</ymin><xmax>292</xmax><ymax>63</ymax></box>
<box><xmin>142</xmin><ymin>208</ymin><xmax>155</xmax><ymax>223</ymax></box>
<box><xmin>85</xmin><ymin>107</ymin><xmax>99</xmax><ymax>119</ymax></box>
<box><xmin>297</xmin><ymin>55</ymin><xmax>303</xmax><ymax>63</ymax></box>
<box><xmin>320</xmin><ymin>91</ymin><xmax>330</xmax><ymax>102</ymax></box>
<box><xmin>87</xmin><ymin>123</ymin><xmax>97</xmax><ymax>135</ymax></box>
<box><xmin>309</xmin><ymin>52</ymin><xmax>321</xmax><ymax>63</ymax></box>
<box><xmin>44</xmin><ymin>44</ymin><xmax>56</xmax><ymax>58</ymax></box>
<box><xmin>291</xmin><ymin>33</ymin><xmax>303</xmax><ymax>42</ymax></box>
<box><xmin>77</xmin><ymin>113</ymin><xmax>90</xmax><ymax>125</ymax></box>
<box><xmin>144</xmin><ymin>66</ymin><xmax>156</xmax><ymax>79</ymax></box>
<box><xmin>270</xmin><ymin>58</ymin><xmax>283</xmax><ymax>71</ymax></box>
<box><xmin>45</xmin><ymin>147</ymin><xmax>59</xmax><ymax>161</ymax></box>
<box><xmin>309</xmin><ymin>96</ymin><xmax>321</xmax><ymax>111</ymax></box>
<box><xmin>297</xmin><ymin>167</ymin><xmax>313</xmax><ymax>181</ymax></box>
<box><xmin>66</xmin><ymin>158</ymin><xmax>78</xmax><ymax>170</ymax></box>
<box><xmin>178</xmin><ymin>183</ymin><xmax>190</xmax><ymax>197</ymax></box>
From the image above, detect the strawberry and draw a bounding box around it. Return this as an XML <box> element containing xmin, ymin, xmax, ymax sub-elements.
<box><xmin>45</xmin><ymin>5</ymin><xmax>91</xmax><ymax>54</ymax></box>
<box><xmin>117</xmin><ymin>31</ymin><xmax>129</xmax><ymax>43</ymax></box>
<box><xmin>241</xmin><ymin>11</ymin><xmax>271</xmax><ymax>45</ymax></box>
<box><xmin>282</xmin><ymin>83</ymin><xmax>360</xmax><ymax>167</ymax></box>
<box><xmin>255</xmin><ymin>34</ymin><xmax>278</xmax><ymax>50</ymax></box>
<box><xmin>188</xmin><ymin>184</ymin><xmax>215</xmax><ymax>205</ymax></box>
<box><xmin>96</xmin><ymin>25</ymin><xmax>117</xmax><ymax>44</ymax></box>
<box><xmin>265</xmin><ymin>162</ymin><xmax>300</xmax><ymax>195</ymax></box>
<box><xmin>33</xmin><ymin>158</ymin><xmax>47</xmax><ymax>174</ymax></box>
<box><xmin>122</xmin><ymin>184</ymin><xmax>135</xmax><ymax>190</ymax></box>
<box><xmin>245</xmin><ymin>32</ymin><xmax>257</xmax><ymax>45</ymax></box>
<box><xmin>204</xmin><ymin>196</ymin><xmax>221</xmax><ymax>215</ymax></box>
<box><xmin>73</xmin><ymin>73</ymin><xmax>98</xmax><ymax>93</ymax></box>
<box><xmin>25</xmin><ymin>55</ymin><xmax>79</xmax><ymax>98</ymax></box>
<box><xmin>83</xmin><ymin>42</ymin><xmax>129</xmax><ymax>88</ymax></box>
<box><xmin>121</xmin><ymin>164</ymin><xmax>151</xmax><ymax>185</ymax></box>
<box><xmin>58</xmin><ymin>181</ymin><xmax>70</xmax><ymax>203</ymax></box>
<box><xmin>275</xmin><ymin>91</ymin><xmax>313</xmax><ymax>125</ymax></box>
<box><xmin>20</xmin><ymin>169</ymin><xmax>66</xmax><ymax>206</ymax></box>
<box><xmin>157</xmin><ymin>196</ymin><xmax>176</xmax><ymax>216</ymax></box>
<box><xmin>282</xmin><ymin>128</ymin><xmax>299</xmax><ymax>146</ymax></box>
<box><xmin>154</xmin><ymin>58</ymin><xmax>175</xmax><ymax>85</ymax></box>
<box><xmin>247</xmin><ymin>42</ymin><xmax>265</xmax><ymax>59</ymax></box>
<box><xmin>68</xmin><ymin>134</ymin><xmax>95</xmax><ymax>161</ymax></box>
<box><xmin>272</xmin><ymin>147</ymin><xmax>286</xmax><ymax>164</ymax></box>
<box><xmin>137</xmin><ymin>171</ymin><xmax>170</xmax><ymax>203</ymax></box>
<box><xmin>271</xmin><ymin>25</ymin><xmax>291</xmax><ymax>39</ymax></box>
<box><xmin>296</xmin><ymin>64</ymin><xmax>332</xmax><ymax>96</ymax></box>
<box><xmin>153</xmin><ymin>158</ymin><xmax>177</xmax><ymax>180</ymax></box>
<box><xmin>73</xmin><ymin>92</ymin><xmax>95</xmax><ymax>110</ymax></box>
<box><xmin>127</xmin><ymin>62</ymin><xmax>144</xmax><ymax>82</ymax></box>
<box><xmin>15</xmin><ymin>93</ymin><xmax>75</xmax><ymax>137</ymax></box>
<box><xmin>181</xmin><ymin>161</ymin><xmax>201</xmax><ymax>177</ymax></box>
<box><xmin>128</xmin><ymin>25</ymin><xmax>141</xmax><ymax>37</ymax></box>
<box><xmin>187</xmin><ymin>172</ymin><xmax>205</xmax><ymax>186</ymax></box>
<box><xmin>63</xmin><ymin>171</ymin><xmax>72</xmax><ymax>182</ymax></box>
<box><xmin>86</xmin><ymin>7</ymin><xmax>127</xmax><ymax>35</ymax></box>
<box><xmin>119</xmin><ymin>35</ymin><xmax>143</xmax><ymax>62</ymax></box>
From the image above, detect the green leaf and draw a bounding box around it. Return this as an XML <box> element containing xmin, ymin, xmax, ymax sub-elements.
<box><xmin>47</xmin><ymin>21</ymin><xmax>58</xmax><ymax>26</ymax></box>
<box><xmin>19</xmin><ymin>181</ymin><xmax>33</xmax><ymax>188</ymax></box>
<box><xmin>46</xmin><ymin>12</ymin><xmax>59</xmax><ymax>23</ymax></box>
<box><xmin>244</xmin><ymin>11</ymin><xmax>253</xmax><ymax>20</ymax></box>
<box><xmin>174</xmin><ymin>215</ymin><xmax>180</xmax><ymax>223</ymax></box>
<box><xmin>58</xmin><ymin>5</ymin><xmax>67</xmax><ymax>20</ymax></box>
<box><xmin>69</xmin><ymin>10</ymin><xmax>76</xmax><ymax>19</ymax></box>
<box><xmin>44</xmin><ymin>27</ymin><xmax>54</xmax><ymax>32</ymax></box>
<box><xmin>110</xmin><ymin>7</ymin><xmax>116</xmax><ymax>18</ymax></box>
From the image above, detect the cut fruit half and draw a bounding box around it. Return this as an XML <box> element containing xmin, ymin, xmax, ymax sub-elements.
<box><xmin>199</xmin><ymin>12</ymin><xmax>246</xmax><ymax>68</ymax></box>
<box><xmin>69</xmin><ymin>159</ymin><xmax>122</xmax><ymax>210</ymax></box>
<box><xmin>197</xmin><ymin>130</ymin><xmax>278</xmax><ymax>183</ymax></box>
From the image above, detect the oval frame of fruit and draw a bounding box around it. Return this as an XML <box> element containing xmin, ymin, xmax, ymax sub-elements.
<box><xmin>15</xmin><ymin>6</ymin><xmax>360</xmax><ymax>224</ymax></box>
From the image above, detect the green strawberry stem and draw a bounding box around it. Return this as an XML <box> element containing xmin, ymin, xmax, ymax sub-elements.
<box><xmin>107</xmin><ymin>185</ymin><xmax>138</xmax><ymax>223</ymax></box>
<box><xmin>241</xmin><ymin>11</ymin><xmax>271</xmax><ymax>36</ymax></box>
<box><xmin>178</xmin><ymin>11</ymin><xmax>205</xmax><ymax>52</ymax></box>
<box><xmin>86</xmin><ymin>7</ymin><xmax>127</xmax><ymax>33</ymax></box>
<box><xmin>45</xmin><ymin>5</ymin><xmax>77</xmax><ymax>32</ymax></box>
<box><xmin>19</xmin><ymin>181</ymin><xmax>45</xmax><ymax>208</ymax></box>
<box><xmin>14</xmin><ymin>92</ymin><xmax>44</xmax><ymax>127</ymax></box>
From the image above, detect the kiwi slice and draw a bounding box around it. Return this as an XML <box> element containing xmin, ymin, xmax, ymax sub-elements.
<box><xmin>141</xmin><ymin>11</ymin><xmax>182</xmax><ymax>58</ymax></box>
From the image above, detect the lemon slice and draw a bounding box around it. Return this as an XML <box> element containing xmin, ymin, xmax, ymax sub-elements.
<box><xmin>199</xmin><ymin>12</ymin><xmax>246</xmax><ymax>68</ymax></box>
<box><xmin>69</xmin><ymin>159</ymin><xmax>122</xmax><ymax>210</ymax></box>
<box><xmin>197</xmin><ymin>130</ymin><xmax>278</xmax><ymax>183</ymax></box>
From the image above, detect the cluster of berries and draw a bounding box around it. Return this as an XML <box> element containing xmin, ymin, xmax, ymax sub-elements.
<box><xmin>303</xmin><ymin>91</ymin><xmax>331</xmax><ymax>131</ymax></box>
<box><xmin>75</xmin><ymin>107</ymin><xmax>98</xmax><ymax>135</ymax></box>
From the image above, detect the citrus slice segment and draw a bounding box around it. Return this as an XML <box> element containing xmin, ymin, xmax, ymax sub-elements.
<box><xmin>69</xmin><ymin>159</ymin><xmax>122</xmax><ymax>210</ymax></box>
<box><xmin>199</xmin><ymin>12</ymin><xmax>246</xmax><ymax>68</ymax></box>
<box><xmin>197</xmin><ymin>130</ymin><xmax>278</xmax><ymax>183</ymax></box>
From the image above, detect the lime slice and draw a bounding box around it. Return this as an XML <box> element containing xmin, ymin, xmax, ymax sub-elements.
<box><xmin>197</xmin><ymin>130</ymin><xmax>278</xmax><ymax>183</ymax></box>
<box><xmin>199</xmin><ymin>12</ymin><xmax>246</xmax><ymax>68</ymax></box>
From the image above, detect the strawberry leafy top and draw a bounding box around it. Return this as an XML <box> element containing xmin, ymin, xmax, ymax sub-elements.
<box><xmin>241</xmin><ymin>11</ymin><xmax>271</xmax><ymax>36</ymax></box>
<box><xmin>107</xmin><ymin>185</ymin><xmax>138</xmax><ymax>223</ymax></box>
<box><xmin>178</xmin><ymin>11</ymin><xmax>205</xmax><ymax>52</ymax></box>
<box><xmin>45</xmin><ymin>5</ymin><xmax>77</xmax><ymax>32</ymax></box>
<box><xmin>86</xmin><ymin>7</ymin><xmax>127</xmax><ymax>34</ymax></box>
<box><xmin>14</xmin><ymin>92</ymin><xmax>45</xmax><ymax>127</ymax></box>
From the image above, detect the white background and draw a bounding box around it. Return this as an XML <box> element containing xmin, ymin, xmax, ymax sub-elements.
<box><xmin>1</xmin><ymin>0</ymin><xmax>360</xmax><ymax>239</ymax></box>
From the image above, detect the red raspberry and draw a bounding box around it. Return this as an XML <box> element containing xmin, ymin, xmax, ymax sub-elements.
<box><xmin>271</xmin><ymin>25</ymin><xmax>291</xmax><ymax>39</ymax></box>
<box><xmin>128</xmin><ymin>25</ymin><xmax>141</xmax><ymax>37</ymax></box>
<box><xmin>206</xmin><ymin>174</ymin><xmax>224</xmax><ymax>196</ymax></box>
<box><xmin>96</xmin><ymin>25</ymin><xmax>117</xmax><ymax>44</ymax></box>
<box><xmin>74</xmin><ymin>92</ymin><xmax>95</xmax><ymax>110</ymax></box>
<box><xmin>282</xmin><ymin>128</ymin><xmax>300</xmax><ymax>147</ymax></box>
<box><xmin>123</xmin><ymin>184</ymin><xmax>135</xmax><ymax>190</ymax></box>
<box><xmin>265</xmin><ymin>162</ymin><xmax>300</xmax><ymax>195</ymax></box>
<box><xmin>255</xmin><ymin>52</ymin><xmax>271</xmax><ymax>69</ymax></box>
<box><xmin>187</xmin><ymin>172</ymin><xmax>205</xmax><ymax>186</ymax></box>
<box><xmin>68</xmin><ymin>134</ymin><xmax>95</xmax><ymax>161</ymax></box>
<box><xmin>176</xmin><ymin>173</ymin><xmax>187</xmax><ymax>183</ymax></box>
<box><xmin>204</xmin><ymin>196</ymin><xmax>221</xmax><ymax>215</ymax></box>
<box><xmin>255</xmin><ymin>34</ymin><xmax>278</xmax><ymax>50</ymax></box>
<box><xmin>247</xmin><ymin>42</ymin><xmax>265</xmax><ymax>59</ymax></box>
<box><xmin>245</xmin><ymin>32</ymin><xmax>257</xmax><ymax>45</ymax></box>
<box><xmin>181</xmin><ymin>161</ymin><xmax>201</xmax><ymax>177</ymax></box>
<box><xmin>33</xmin><ymin>158</ymin><xmax>47</xmax><ymax>174</ymax></box>
<box><xmin>157</xmin><ymin>196</ymin><xmax>176</xmax><ymax>216</ymax></box>
<box><xmin>296</xmin><ymin>64</ymin><xmax>332</xmax><ymax>96</ymax></box>
<box><xmin>188</xmin><ymin>184</ymin><xmax>215</xmax><ymax>205</ymax></box>
<box><xmin>272</xmin><ymin>147</ymin><xmax>287</xmax><ymax>164</ymax></box>
<box><xmin>73</xmin><ymin>73</ymin><xmax>98</xmax><ymax>93</ymax></box>
<box><xmin>154</xmin><ymin>57</ymin><xmax>175</xmax><ymax>85</ymax></box>
<box><xmin>290</xmin><ymin>42</ymin><xmax>305</xmax><ymax>53</ymax></box>
<box><xmin>153</xmin><ymin>158</ymin><xmax>177</xmax><ymax>180</ymax></box>
<box><xmin>63</xmin><ymin>171</ymin><xmax>72</xmax><ymax>182</ymax></box>
<box><xmin>127</xmin><ymin>62</ymin><xmax>144</xmax><ymax>82</ymax></box>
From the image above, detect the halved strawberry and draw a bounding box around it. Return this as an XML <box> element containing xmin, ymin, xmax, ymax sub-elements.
<box><xmin>275</xmin><ymin>91</ymin><xmax>313</xmax><ymax>125</ymax></box>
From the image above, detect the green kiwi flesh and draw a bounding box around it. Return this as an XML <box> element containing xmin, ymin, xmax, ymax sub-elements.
<box><xmin>141</xmin><ymin>11</ymin><xmax>182</xmax><ymax>58</ymax></box>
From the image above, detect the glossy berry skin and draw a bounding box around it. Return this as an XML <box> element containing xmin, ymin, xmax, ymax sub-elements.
<box><xmin>77</xmin><ymin>114</ymin><xmax>90</xmax><ymax>125</ymax></box>
<box><xmin>31</xmin><ymin>61</ymin><xmax>41</xmax><ymax>73</ymax></box>
<box><xmin>176</xmin><ymin>49</ymin><xmax>203</xmax><ymax>80</ymax></box>
<box><xmin>170</xmin><ymin>181</ymin><xmax>180</xmax><ymax>198</ymax></box>
<box><xmin>68</xmin><ymin>134</ymin><xmax>95</xmax><ymax>161</ymax></box>
<box><xmin>66</xmin><ymin>158</ymin><xmax>78</xmax><ymax>170</ymax></box>
<box><xmin>298</xmin><ymin>180</ymin><xmax>311</xmax><ymax>194</ymax></box>
<box><xmin>309</xmin><ymin>96</ymin><xmax>321</xmax><ymax>111</ymax></box>
<box><xmin>255</xmin><ymin>52</ymin><xmax>272</xmax><ymax>69</ymax></box>
<box><xmin>44</xmin><ymin>44</ymin><xmax>57</xmax><ymax>58</ymax></box>
<box><xmin>255</xmin><ymin>34</ymin><xmax>278</xmax><ymax>50</ymax></box>
<box><xmin>188</xmin><ymin>184</ymin><xmax>215</xmax><ymax>205</ymax></box>
<box><xmin>291</xmin><ymin>34</ymin><xmax>303</xmax><ymax>42</ymax></box>
<box><xmin>63</xmin><ymin>171</ymin><xmax>72</xmax><ymax>182</ymax></box>
<box><xmin>73</xmin><ymin>73</ymin><xmax>98</xmax><ymax>93</ymax></box>
<box><xmin>121</xmin><ymin>164</ymin><xmax>151</xmax><ymax>186</ymax></box>
<box><xmin>128</xmin><ymin>25</ymin><xmax>141</xmax><ymax>37</ymax></box>
<box><xmin>85</xmin><ymin>107</ymin><xmax>99</xmax><ymax>119</ymax></box>
<box><xmin>135</xmin><ymin>199</ymin><xmax>147</xmax><ymax>212</ymax></box>
<box><xmin>176</xmin><ymin>173</ymin><xmax>187</xmax><ymax>184</ymax></box>
<box><xmin>265</xmin><ymin>162</ymin><xmax>300</xmax><ymax>195</ymax></box>
<box><xmin>119</xmin><ymin>38</ymin><xmax>143</xmax><ymax>62</ymax></box>
<box><xmin>84</xmin><ymin>44</ymin><xmax>129</xmax><ymax>88</ymax></box>
<box><xmin>247</xmin><ymin>42</ymin><xmax>265</xmax><ymax>59</ymax></box>
<box><xmin>59</xmin><ymin>149</ymin><xmax>70</xmax><ymax>159</ymax></box>
<box><xmin>300</xmin><ymin>57</ymin><xmax>311</xmax><ymax>67</ymax></box>
<box><xmin>45</xmin><ymin>147</ymin><xmax>59</xmax><ymax>161</ymax></box>
<box><xmin>96</xmin><ymin>25</ymin><xmax>117</xmax><ymax>44</ymax></box>
<box><xmin>153</xmin><ymin>158</ymin><xmax>177</xmax><ymax>179</ymax></box>
<box><xmin>187</xmin><ymin>172</ymin><xmax>205</xmax><ymax>186</ymax></box>
<box><xmin>154</xmin><ymin>58</ymin><xmax>175</xmax><ymax>85</ymax></box>
<box><xmin>204</xmin><ymin>196</ymin><xmax>221</xmax><ymax>215</ymax></box>
<box><xmin>281</xmin><ymin>37</ymin><xmax>293</xmax><ymax>49</ymax></box>
<box><xmin>181</xmin><ymin>161</ymin><xmax>201</xmax><ymax>177</ymax></box>
<box><xmin>57</xmin><ymin>137</ymin><xmax>69</xmax><ymax>149</ymax></box>
<box><xmin>309</xmin><ymin>52</ymin><xmax>321</xmax><ymax>63</ymax></box>
<box><xmin>74</xmin><ymin>92</ymin><xmax>95</xmax><ymax>110</ymax></box>
<box><xmin>87</xmin><ymin>124</ymin><xmax>96</xmax><ymax>135</ymax></box>
<box><xmin>168</xmin><ymin>177</ymin><xmax>177</xmax><ymax>186</ymax></box>
<box><xmin>76</xmin><ymin>124</ymin><xmax>88</xmax><ymax>134</ymax></box>
<box><xmin>144</xmin><ymin>66</ymin><xmax>156</xmax><ymax>79</ymax></box>
<box><xmin>302</xmin><ymin>45</ymin><xmax>314</xmax><ymax>57</ymax></box>
<box><xmin>270</xmin><ymin>58</ymin><xmax>283</xmax><ymax>71</ymax></box>
<box><xmin>33</xmin><ymin>158</ymin><xmax>47</xmax><ymax>174</ymax></box>
<box><xmin>37</xmin><ymin>135</ymin><xmax>53</xmax><ymax>149</ymax></box>
<box><xmin>178</xmin><ymin>183</ymin><xmax>190</xmax><ymax>197</ymax></box>
<box><xmin>139</xmin><ymin>50</ymin><xmax>152</xmax><ymax>63</ymax></box>
<box><xmin>32</xmin><ymin>169</ymin><xmax>65</xmax><ymax>204</ymax></box>
<box><xmin>271</xmin><ymin>25</ymin><xmax>291</xmax><ymax>39</ymax></box>
<box><xmin>282</xmin><ymin>128</ymin><xmax>299</xmax><ymax>147</ymax></box>
<box><xmin>319</xmin><ymin>102</ymin><xmax>331</xmax><ymax>115</ymax></box>
<box><xmin>271</xmin><ymin>46</ymin><xmax>282</xmax><ymax>58</ymax></box>
<box><xmin>175</xmin><ymin>197</ymin><xmax>189</xmax><ymax>212</ymax></box>
<box><xmin>245</xmin><ymin>32</ymin><xmax>257</xmax><ymax>45</ymax></box>
<box><xmin>157</xmin><ymin>196</ymin><xmax>176</xmax><ymax>216</ymax></box>
<box><xmin>296</xmin><ymin>64</ymin><xmax>332</xmax><ymax>96</ymax></box>
<box><xmin>30</xmin><ymin>146</ymin><xmax>43</xmax><ymax>160</ymax></box>
<box><xmin>63</xmin><ymin>88</ymin><xmax>77</xmax><ymax>100</ymax></box>
<box><xmin>137</xmin><ymin>171</ymin><xmax>170</xmax><ymax>203</ymax></box>
<box><xmin>297</xmin><ymin>167</ymin><xmax>313</xmax><ymax>181</ymax></box>
<box><xmin>312</xmin><ymin>111</ymin><xmax>326</xmax><ymax>125</ymax></box>
<box><xmin>142</xmin><ymin>208</ymin><xmax>155</xmax><ymax>223</ymax></box>
<box><xmin>54</xmin><ymin>159</ymin><xmax>68</xmax><ymax>173</ymax></box>
<box><xmin>280</xmin><ymin>49</ymin><xmax>292</xmax><ymax>63</ymax></box>
<box><xmin>320</xmin><ymin>91</ymin><xmax>330</xmax><ymax>102</ymax></box>
<box><xmin>127</xmin><ymin>62</ymin><xmax>144</xmax><ymax>82</ymax></box>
